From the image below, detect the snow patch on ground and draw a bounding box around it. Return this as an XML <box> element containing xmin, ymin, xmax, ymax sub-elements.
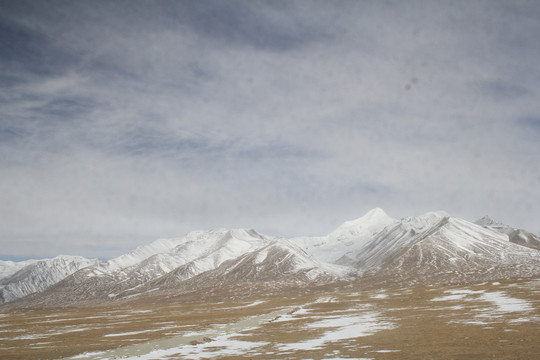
<box><xmin>100</xmin><ymin>333</ymin><xmax>268</xmax><ymax>360</ymax></box>
<box><xmin>272</xmin><ymin>306</ymin><xmax>312</xmax><ymax>323</ymax></box>
<box><xmin>435</xmin><ymin>287</ymin><xmax>535</xmax><ymax>326</ymax></box>
<box><xmin>279</xmin><ymin>312</ymin><xmax>395</xmax><ymax>351</ymax></box>
<box><xmin>171</xmin><ymin>334</ymin><xmax>268</xmax><ymax>359</ymax></box>
<box><xmin>71</xmin><ymin>351</ymin><xmax>107</xmax><ymax>359</ymax></box>
<box><xmin>245</xmin><ymin>300</ymin><xmax>266</xmax><ymax>307</ymax></box>
<box><xmin>322</xmin><ymin>358</ymin><xmax>373</xmax><ymax>360</ymax></box>
<box><xmin>508</xmin><ymin>316</ymin><xmax>540</xmax><ymax>324</ymax></box>
<box><xmin>221</xmin><ymin>300</ymin><xmax>267</xmax><ymax>310</ymax></box>
<box><xmin>104</xmin><ymin>330</ymin><xmax>150</xmax><ymax>337</ymax></box>
<box><xmin>431</xmin><ymin>294</ymin><xmax>469</xmax><ymax>302</ymax></box>
<box><xmin>479</xmin><ymin>291</ymin><xmax>533</xmax><ymax>313</ymax></box>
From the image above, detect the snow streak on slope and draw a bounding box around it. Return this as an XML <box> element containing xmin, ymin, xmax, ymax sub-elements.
<box><xmin>102</xmin><ymin>237</ymin><xmax>188</xmax><ymax>273</ymax></box>
<box><xmin>2</xmin><ymin>208</ymin><xmax>539</xmax><ymax>307</ymax></box>
<box><xmin>151</xmin><ymin>238</ymin><xmax>352</xmax><ymax>293</ymax></box>
<box><xmin>346</xmin><ymin>211</ymin><xmax>450</xmax><ymax>275</ymax></box>
<box><xmin>111</xmin><ymin>229</ymin><xmax>274</xmax><ymax>297</ymax></box>
<box><xmin>294</xmin><ymin>208</ymin><xmax>398</xmax><ymax>265</ymax></box>
<box><xmin>476</xmin><ymin>216</ymin><xmax>540</xmax><ymax>250</ymax></box>
<box><xmin>295</xmin><ymin>210</ymin><xmax>452</xmax><ymax>276</ymax></box>
<box><xmin>19</xmin><ymin>229</ymin><xmax>276</xmax><ymax>304</ymax></box>
<box><xmin>0</xmin><ymin>256</ymin><xmax>99</xmax><ymax>303</ymax></box>
<box><xmin>383</xmin><ymin>217</ymin><xmax>540</xmax><ymax>285</ymax></box>
<box><xmin>475</xmin><ymin>216</ymin><xmax>514</xmax><ymax>235</ymax></box>
<box><xmin>0</xmin><ymin>259</ymin><xmax>37</xmax><ymax>281</ymax></box>
<box><xmin>508</xmin><ymin>229</ymin><xmax>540</xmax><ymax>250</ymax></box>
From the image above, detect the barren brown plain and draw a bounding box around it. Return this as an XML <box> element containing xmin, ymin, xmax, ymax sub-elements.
<box><xmin>1</xmin><ymin>279</ymin><xmax>539</xmax><ymax>359</ymax></box>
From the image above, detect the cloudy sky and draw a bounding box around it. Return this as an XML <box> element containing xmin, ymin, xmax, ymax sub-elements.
<box><xmin>1</xmin><ymin>0</ymin><xmax>539</xmax><ymax>260</ymax></box>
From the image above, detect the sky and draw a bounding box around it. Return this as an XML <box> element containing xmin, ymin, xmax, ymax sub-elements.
<box><xmin>1</xmin><ymin>0</ymin><xmax>539</xmax><ymax>260</ymax></box>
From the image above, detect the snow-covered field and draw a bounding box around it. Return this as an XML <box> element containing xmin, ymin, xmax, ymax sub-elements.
<box><xmin>1</xmin><ymin>280</ymin><xmax>539</xmax><ymax>359</ymax></box>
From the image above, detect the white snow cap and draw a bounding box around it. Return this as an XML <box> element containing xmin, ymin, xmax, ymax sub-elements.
<box><xmin>475</xmin><ymin>215</ymin><xmax>497</xmax><ymax>226</ymax></box>
<box><xmin>401</xmin><ymin>210</ymin><xmax>450</xmax><ymax>231</ymax></box>
<box><xmin>328</xmin><ymin>208</ymin><xmax>397</xmax><ymax>240</ymax></box>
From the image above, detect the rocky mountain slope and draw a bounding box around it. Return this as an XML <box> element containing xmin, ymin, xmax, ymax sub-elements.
<box><xmin>475</xmin><ymin>215</ymin><xmax>540</xmax><ymax>250</ymax></box>
<box><xmin>2</xmin><ymin>209</ymin><xmax>539</xmax><ymax>307</ymax></box>
<box><xmin>0</xmin><ymin>259</ymin><xmax>37</xmax><ymax>280</ymax></box>
<box><xmin>0</xmin><ymin>256</ymin><xmax>99</xmax><ymax>303</ymax></box>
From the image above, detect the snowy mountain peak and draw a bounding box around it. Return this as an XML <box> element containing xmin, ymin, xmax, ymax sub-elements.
<box><xmin>358</xmin><ymin>207</ymin><xmax>393</xmax><ymax>222</ymax></box>
<box><xmin>0</xmin><ymin>259</ymin><xmax>38</xmax><ymax>281</ymax></box>
<box><xmin>3</xmin><ymin>210</ymin><xmax>540</xmax><ymax>307</ymax></box>
<box><xmin>474</xmin><ymin>216</ymin><xmax>515</xmax><ymax>236</ymax></box>
<box><xmin>329</xmin><ymin>208</ymin><xmax>396</xmax><ymax>239</ymax></box>
<box><xmin>474</xmin><ymin>217</ymin><xmax>540</xmax><ymax>251</ymax></box>
<box><xmin>52</xmin><ymin>255</ymin><xmax>93</xmax><ymax>262</ymax></box>
<box><xmin>475</xmin><ymin>215</ymin><xmax>497</xmax><ymax>226</ymax></box>
<box><xmin>106</xmin><ymin>237</ymin><xmax>186</xmax><ymax>270</ymax></box>
<box><xmin>508</xmin><ymin>229</ymin><xmax>540</xmax><ymax>250</ymax></box>
<box><xmin>401</xmin><ymin>211</ymin><xmax>449</xmax><ymax>231</ymax></box>
<box><xmin>0</xmin><ymin>255</ymin><xmax>98</xmax><ymax>303</ymax></box>
<box><xmin>363</xmin><ymin>207</ymin><xmax>391</xmax><ymax>219</ymax></box>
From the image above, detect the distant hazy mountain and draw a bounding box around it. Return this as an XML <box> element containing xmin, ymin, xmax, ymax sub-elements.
<box><xmin>0</xmin><ymin>259</ymin><xmax>37</xmax><ymax>280</ymax></box>
<box><xmin>475</xmin><ymin>216</ymin><xmax>540</xmax><ymax>250</ymax></box>
<box><xmin>2</xmin><ymin>209</ymin><xmax>539</xmax><ymax>306</ymax></box>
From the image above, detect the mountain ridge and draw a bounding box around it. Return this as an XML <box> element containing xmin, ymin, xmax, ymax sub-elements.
<box><xmin>2</xmin><ymin>209</ymin><xmax>539</xmax><ymax>307</ymax></box>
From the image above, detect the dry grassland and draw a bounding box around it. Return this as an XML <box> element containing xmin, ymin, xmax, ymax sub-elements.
<box><xmin>0</xmin><ymin>279</ymin><xmax>539</xmax><ymax>359</ymax></box>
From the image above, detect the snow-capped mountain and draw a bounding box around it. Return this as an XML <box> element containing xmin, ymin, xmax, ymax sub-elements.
<box><xmin>475</xmin><ymin>216</ymin><xmax>540</xmax><ymax>250</ymax></box>
<box><xmin>2</xmin><ymin>209</ymin><xmax>539</xmax><ymax>307</ymax></box>
<box><xmin>294</xmin><ymin>208</ymin><xmax>399</xmax><ymax>265</ymax></box>
<box><xmin>475</xmin><ymin>215</ymin><xmax>514</xmax><ymax>234</ymax></box>
<box><xmin>375</xmin><ymin>216</ymin><xmax>540</xmax><ymax>286</ymax></box>
<box><xmin>105</xmin><ymin>237</ymin><xmax>188</xmax><ymax>272</ymax></box>
<box><xmin>20</xmin><ymin>229</ymin><xmax>277</xmax><ymax>305</ymax></box>
<box><xmin>0</xmin><ymin>259</ymin><xmax>37</xmax><ymax>281</ymax></box>
<box><xmin>149</xmin><ymin>237</ymin><xmax>351</xmax><ymax>292</ymax></box>
<box><xmin>508</xmin><ymin>229</ymin><xmax>540</xmax><ymax>250</ymax></box>
<box><xmin>0</xmin><ymin>255</ymin><xmax>99</xmax><ymax>303</ymax></box>
<box><xmin>335</xmin><ymin>211</ymin><xmax>451</xmax><ymax>274</ymax></box>
<box><xmin>298</xmin><ymin>210</ymin><xmax>539</xmax><ymax>282</ymax></box>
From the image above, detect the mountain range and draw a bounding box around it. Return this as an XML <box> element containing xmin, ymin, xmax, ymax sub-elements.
<box><xmin>1</xmin><ymin>209</ymin><xmax>539</xmax><ymax>307</ymax></box>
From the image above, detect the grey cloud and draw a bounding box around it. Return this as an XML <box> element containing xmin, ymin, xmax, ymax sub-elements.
<box><xmin>30</xmin><ymin>97</ymin><xmax>98</xmax><ymax>118</ymax></box>
<box><xmin>517</xmin><ymin>116</ymin><xmax>540</xmax><ymax>130</ymax></box>
<box><xmin>167</xmin><ymin>1</ymin><xmax>330</xmax><ymax>52</ymax></box>
<box><xmin>1</xmin><ymin>1</ymin><xmax>540</xmax><ymax>259</ymax></box>
<box><xmin>478</xmin><ymin>79</ymin><xmax>532</xmax><ymax>101</ymax></box>
<box><xmin>0</xmin><ymin>14</ymin><xmax>78</xmax><ymax>79</ymax></box>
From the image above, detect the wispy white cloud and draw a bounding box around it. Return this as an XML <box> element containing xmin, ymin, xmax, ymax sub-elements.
<box><xmin>1</xmin><ymin>0</ymin><xmax>539</xmax><ymax>259</ymax></box>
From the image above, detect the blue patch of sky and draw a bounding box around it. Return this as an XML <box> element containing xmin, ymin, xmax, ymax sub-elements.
<box><xmin>114</xmin><ymin>135</ymin><xmax>322</xmax><ymax>183</ymax></box>
<box><xmin>82</xmin><ymin>55</ymin><xmax>215</xmax><ymax>99</ymax></box>
<box><xmin>1</xmin><ymin>94</ymin><xmax>103</xmax><ymax>149</ymax></box>
<box><xmin>0</xmin><ymin>16</ymin><xmax>40</xmax><ymax>62</ymax></box>
<box><xmin>109</xmin><ymin>126</ymin><xmax>213</xmax><ymax>160</ymax></box>
<box><xmin>235</xmin><ymin>143</ymin><xmax>322</xmax><ymax>162</ymax></box>
<box><xmin>331</xmin><ymin>106</ymin><xmax>460</xmax><ymax>147</ymax></box>
<box><xmin>121</xmin><ymin>135</ymin><xmax>211</xmax><ymax>158</ymax></box>
<box><xmin>479</xmin><ymin>79</ymin><xmax>532</xmax><ymax>101</ymax></box>
<box><xmin>0</xmin><ymin>126</ymin><xmax>28</xmax><ymax>142</ymax></box>
<box><xmin>83</xmin><ymin>58</ymin><xmax>144</xmax><ymax>85</ymax></box>
<box><xmin>166</xmin><ymin>1</ymin><xmax>330</xmax><ymax>52</ymax></box>
<box><xmin>347</xmin><ymin>181</ymin><xmax>394</xmax><ymax>196</ymax></box>
<box><xmin>0</xmin><ymin>15</ymin><xmax>78</xmax><ymax>78</ymax></box>
<box><xmin>0</xmin><ymin>74</ymin><xmax>25</xmax><ymax>88</ymax></box>
<box><xmin>29</xmin><ymin>97</ymin><xmax>98</xmax><ymax>119</ymax></box>
<box><xmin>0</xmin><ymin>255</ymin><xmax>35</xmax><ymax>262</ymax></box>
<box><xmin>517</xmin><ymin>116</ymin><xmax>540</xmax><ymax>130</ymax></box>
<box><xmin>515</xmin><ymin>116</ymin><xmax>540</xmax><ymax>145</ymax></box>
